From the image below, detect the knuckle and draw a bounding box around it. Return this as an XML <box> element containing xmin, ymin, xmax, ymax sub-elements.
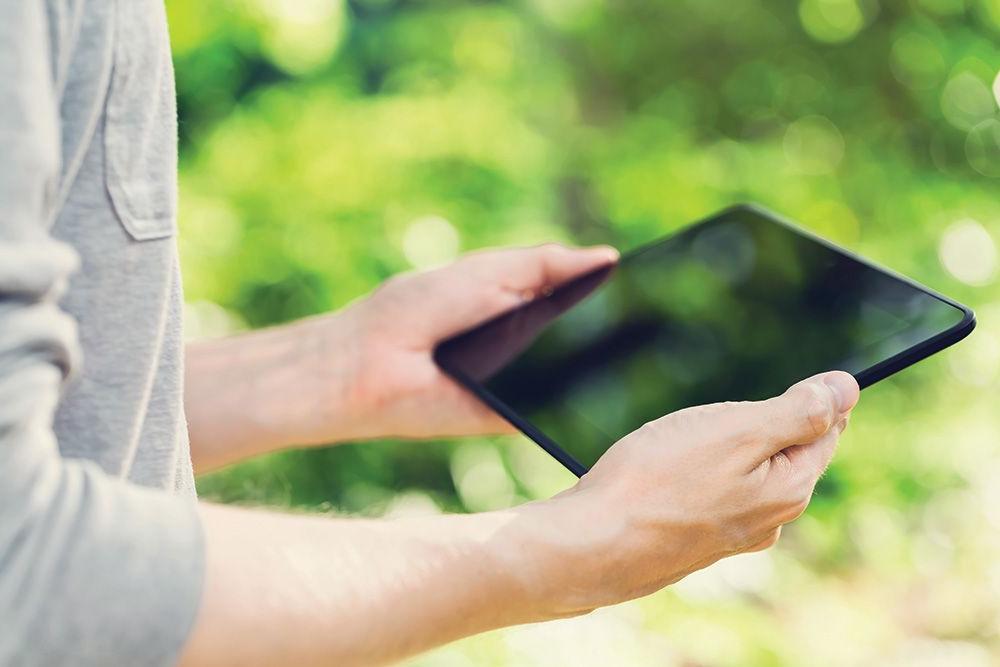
<box><xmin>770</xmin><ymin>450</ymin><xmax>793</xmax><ymax>476</ymax></box>
<box><xmin>799</xmin><ymin>386</ymin><xmax>833</xmax><ymax>438</ymax></box>
<box><xmin>760</xmin><ymin>527</ymin><xmax>781</xmax><ymax>549</ymax></box>
<box><xmin>636</xmin><ymin>417</ymin><xmax>669</xmax><ymax>442</ymax></box>
<box><xmin>485</xmin><ymin>287</ymin><xmax>520</xmax><ymax>311</ymax></box>
<box><xmin>787</xmin><ymin>500</ymin><xmax>810</xmax><ymax>523</ymax></box>
<box><xmin>781</xmin><ymin>487</ymin><xmax>813</xmax><ymax>522</ymax></box>
<box><xmin>536</xmin><ymin>242</ymin><xmax>565</xmax><ymax>257</ymax></box>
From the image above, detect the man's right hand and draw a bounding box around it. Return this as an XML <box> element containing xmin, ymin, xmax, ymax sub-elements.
<box><xmin>514</xmin><ymin>370</ymin><xmax>860</xmax><ymax>618</ymax></box>
<box><xmin>179</xmin><ymin>371</ymin><xmax>859</xmax><ymax>667</ymax></box>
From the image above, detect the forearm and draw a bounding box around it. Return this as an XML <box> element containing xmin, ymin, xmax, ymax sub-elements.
<box><xmin>184</xmin><ymin>311</ymin><xmax>365</xmax><ymax>472</ymax></box>
<box><xmin>178</xmin><ymin>500</ymin><xmax>573</xmax><ymax>667</ymax></box>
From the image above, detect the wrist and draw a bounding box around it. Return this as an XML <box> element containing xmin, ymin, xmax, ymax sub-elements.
<box><xmin>273</xmin><ymin>309</ymin><xmax>372</xmax><ymax>445</ymax></box>
<box><xmin>491</xmin><ymin>493</ymin><xmax>623</xmax><ymax>622</ymax></box>
<box><xmin>187</xmin><ymin>309</ymin><xmax>371</xmax><ymax>458</ymax></box>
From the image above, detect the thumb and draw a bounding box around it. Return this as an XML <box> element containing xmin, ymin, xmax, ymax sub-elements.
<box><xmin>737</xmin><ymin>371</ymin><xmax>859</xmax><ymax>466</ymax></box>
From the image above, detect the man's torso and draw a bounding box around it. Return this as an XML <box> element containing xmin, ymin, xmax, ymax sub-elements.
<box><xmin>47</xmin><ymin>0</ymin><xmax>193</xmax><ymax>493</ymax></box>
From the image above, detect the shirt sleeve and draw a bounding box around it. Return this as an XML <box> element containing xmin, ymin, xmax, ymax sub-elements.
<box><xmin>0</xmin><ymin>3</ymin><xmax>205</xmax><ymax>666</ymax></box>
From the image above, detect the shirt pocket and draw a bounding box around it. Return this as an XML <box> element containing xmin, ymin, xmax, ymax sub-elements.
<box><xmin>103</xmin><ymin>0</ymin><xmax>178</xmax><ymax>241</ymax></box>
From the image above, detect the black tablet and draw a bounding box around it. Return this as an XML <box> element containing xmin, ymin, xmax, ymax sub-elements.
<box><xmin>434</xmin><ymin>204</ymin><xmax>976</xmax><ymax>476</ymax></box>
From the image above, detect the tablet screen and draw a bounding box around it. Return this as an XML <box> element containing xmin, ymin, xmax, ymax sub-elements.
<box><xmin>435</xmin><ymin>206</ymin><xmax>972</xmax><ymax>473</ymax></box>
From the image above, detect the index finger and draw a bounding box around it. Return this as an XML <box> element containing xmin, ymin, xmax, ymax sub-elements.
<box><xmin>418</xmin><ymin>243</ymin><xmax>619</xmax><ymax>341</ymax></box>
<box><xmin>480</xmin><ymin>243</ymin><xmax>620</xmax><ymax>297</ymax></box>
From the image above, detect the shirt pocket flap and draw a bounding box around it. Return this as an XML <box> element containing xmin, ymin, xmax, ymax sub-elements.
<box><xmin>103</xmin><ymin>0</ymin><xmax>177</xmax><ymax>241</ymax></box>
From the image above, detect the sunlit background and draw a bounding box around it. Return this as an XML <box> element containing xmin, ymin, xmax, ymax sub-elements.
<box><xmin>167</xmin><ymin>0</ymin><xmax>1000</xmax><ymax>664</ymax></box>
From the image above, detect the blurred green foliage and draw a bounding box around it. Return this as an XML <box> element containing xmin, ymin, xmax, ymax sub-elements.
<box><xmin>169</xmin><ymin>0</ymin><xmax>1000</xmax><ymax>664</ymax></box>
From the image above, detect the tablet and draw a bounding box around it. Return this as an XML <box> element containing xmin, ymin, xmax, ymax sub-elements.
<box><xmin>433</xmin><ymin>204</ymin><xmax>976</xmax><ymax>476</ymax></box>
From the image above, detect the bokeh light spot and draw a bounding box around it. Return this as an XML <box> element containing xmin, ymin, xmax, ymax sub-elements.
<box><xmin>528</xmin><ymin>0</ymin><xmax>600</xmax><ymax>29</ymax></box>
<box><xmin>402</xmin><ymin>215</ymin><xmax>461</xmax><ymax>269</ymax></box>
<box><xmin>890</xmin><ymin>32</ymin><xmax>946</xmax><ymax>90</ymax></box>
<box><xmin>249</xmin><ymin>0</ymin><xmax>346</xmax><ymax>74</ymax></box>
<box><xmin>383</xmin><ymin>490</ymin><xmax>442</xmax><ymax>518</ymax></box>
<box><xmin>672</xmin><ymin>551</ymin><xmax>775</xmax><ymax>601</ymax></box>
<box><xmin>965</xmin><ymin>118</ymin><xmax>1000</xmax><ymax>178</ymax></box>
<box><xmin>798</xmin><ymin>0</ymin><xmax>866</xmax><ymax>43</ymax></box>
<box><xmin>184</xmin><ymin>301</ymin><xmax>246</xmax><ymax>340</ymax></box>
<box><xmin>938</xmin><ymin>218</ymin><xmax>998</xmax><ymax>286</ymax></box>
<box><xmin>450</xmin><ymin>444</ymin><xmax>515</xmax><ymax>512</ymax></box>
<box><xmin>508</xmin><ymin>438</ymin><xmax>576</xmax><ymax>499</ymax></box>
<box><xmin>940</xmin><ymin>72</ymin><xmax>996</xmax><ymax>132</ymax></box>
<box><xmin>783</xmin><ymin>115</ymin><xmax>846</xmax><ymax>174</ymax></box>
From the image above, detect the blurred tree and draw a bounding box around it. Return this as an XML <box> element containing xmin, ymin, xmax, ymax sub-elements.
<box><xmin>170</xmin><ymin>0</ymin><xmax>1000</xmax><ymax>664</ymax></box>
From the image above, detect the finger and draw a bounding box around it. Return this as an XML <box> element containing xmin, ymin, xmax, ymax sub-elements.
<box><xmin>777</xmin><ymin>415</ymin><xmax>847</xmax><ymax>483</ymax></box>
<box><xmin>481</xmin><ymin>243</ymin><xmax>620</xmax><ymax>297</ymax></box>
<box><xmin>758</xmin><ymin>418</ymin><xmax>847</xmax><ymax>522</ymax></box>
<box><xmin>413</xmin><ymin>244</ymin><xmax>619</xmax><ymax>342</ymax></box>
<box><xmin>735</xmin><ymin>371</ymin><xmax>859</xmax><ymax>465</ymax></box>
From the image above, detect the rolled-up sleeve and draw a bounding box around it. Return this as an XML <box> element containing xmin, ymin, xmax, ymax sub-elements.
<box><xmin>0</xmin><ymin>3</ymin><xmax>204</xmax><ymax>665</ymax></box>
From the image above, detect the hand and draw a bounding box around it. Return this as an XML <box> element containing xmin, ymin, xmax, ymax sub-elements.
<box><xmin>184</xmin><ymin>243</ymin><xmax>615</xmax><ymax>468</ymax></box>
<box><xmin>513</xmin><ymin>371</ymin><xmax>860</xmax><ymax>616</ymax></box>
<box><xmin>333</xmin><ymin>243</ymin><xmax>619</xmax><ymax>440</ymax></box>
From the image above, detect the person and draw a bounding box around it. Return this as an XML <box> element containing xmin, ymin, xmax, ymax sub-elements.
<box><xmin>0</xmin><ymin>2</ymin><xmax>860</xmax><ymax>666</ymax></box>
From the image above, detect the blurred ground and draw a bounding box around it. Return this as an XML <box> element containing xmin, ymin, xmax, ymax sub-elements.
<box><xmin>169</xmin><ymin>1</ymin><xmax>1000</xmax><ymax>664</ymax></box>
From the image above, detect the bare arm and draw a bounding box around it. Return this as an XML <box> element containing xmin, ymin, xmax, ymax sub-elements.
<box><xmin>181</xmin><ymin>246</ymin><xmax>859</xmax><ymax>665</ymax></box>
<box><xmin>180</xmin><ymin>371</ymin><xmax>859</xmax><ymax>666</ymax></box>
<box><xmin>180</xmin><ymin>502</ymin><xmax>552</xmax><ymax>667</ymax></box>
<box><xmin>184</xmin><ymin>311</ymin><xmax>368</xmax><ymax>472</ymax></box>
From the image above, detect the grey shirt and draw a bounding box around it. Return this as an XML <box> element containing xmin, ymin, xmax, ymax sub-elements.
<box><xmin>1</xmin><ymin>1</ymin><xmax>203</xmax><ymax>665</ymax></box>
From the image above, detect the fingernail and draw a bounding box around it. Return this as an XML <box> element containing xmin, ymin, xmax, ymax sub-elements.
<box><xmin>822</xmin><ymin>372</ymin><xmax>859</xmax><ymax>413</ymax></box>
